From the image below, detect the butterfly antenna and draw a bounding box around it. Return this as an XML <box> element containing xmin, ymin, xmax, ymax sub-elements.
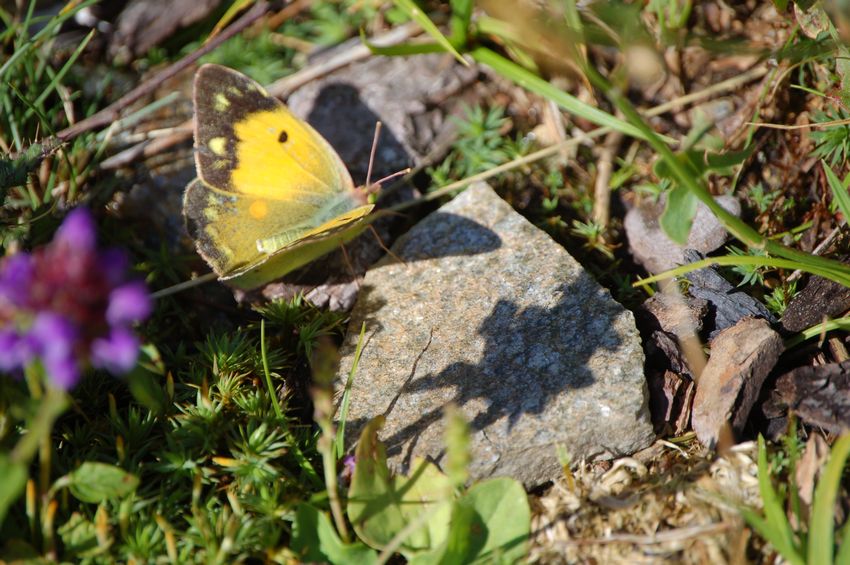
<box><xmin>366</xmin><ymin>121</ymin><xmax>382</xmax><ymax>187</ymax></box>
<box><xmin>372</xmin><ymin>167</ymin><xmax>412</xmax><ymax>187</ymax></box>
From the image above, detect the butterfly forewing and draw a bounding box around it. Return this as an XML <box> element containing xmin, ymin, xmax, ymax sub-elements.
<box><xmin>193</xmin><ymin>64</ymin><xmax>355</xmax><ymax>200</ymax></box>
<box><xmin>184</xmin><ymin>64</ymin><xmax>374</xmax><ymax>289</ymax></box>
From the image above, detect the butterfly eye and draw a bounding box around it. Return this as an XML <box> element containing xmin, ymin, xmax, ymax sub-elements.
<box><xmin>278</xmin><ymin>130</ymin><xmax>288</xmax><ymax>143</ymax></box>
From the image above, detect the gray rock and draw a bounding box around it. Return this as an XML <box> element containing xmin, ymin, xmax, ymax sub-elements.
<box><xmin>337</xmin><ymin>183</ymin><xmax>654</xmax><ymax>488</ymax></box>
<box><xmin>625</xmin><ymin>194</ymin><xmax>741</xmax><ymax>274</ymax></box>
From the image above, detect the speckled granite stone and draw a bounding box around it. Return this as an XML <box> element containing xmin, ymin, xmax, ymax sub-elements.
<box><xmin>337</xmin><ymin>183</ymin><xmax>654</xmax><ymax>488</ymax></box>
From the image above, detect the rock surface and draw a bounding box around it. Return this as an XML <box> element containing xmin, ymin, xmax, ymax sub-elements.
<box><xmin>337</xmin><ymin>183</ymin><xmax>654</xmax><ymax>488</ymax></box>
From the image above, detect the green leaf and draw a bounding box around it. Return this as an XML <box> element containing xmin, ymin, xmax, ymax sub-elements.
<box><xmin>407</xmin><ymin>479</ymin><xmax>530</xmax><ymax>565</ymax></box>
<box><xmin>654</xmin><ymin>147</ymin><xmax>753</xmax><ymax>180</ymax></box>
<box><xmin>392</xmin><ymin>0</ymin><xmax>468</xmax><ymax>66</ymax></box>
<box><xmin>348</xmin><ymin>417</ymin><xmax>453</xmax><ymax>555</ymax></box>
<box><xmin>751</xmin><ymin>436</ymin><xmax>804</xmax><ymax>565</ymax></box>
<box><xmin>809</xmin><ymin>433</ymin><xmax>850</xmax><ymax>565</ymax></box>
<box><xmin>126</xmin><ymin>366</ymin><xmax>166</xmax><ymax>415</ymax></box>
<box><xmin>292</xmin><ymin>503</ymin><xmax>377</xmax><ymax>564</ymax></box>
<box><xmin>456</xmin><ymin>478</ymin><xmax>530</xmax><ymax>564</ymax></box>
<box><xmin>449</xmin><ymin>0</ymin><xmax>473</xmax><ymax>43</ymax></box>
<box><xmin>444</xmin><ymin>406</ymin><xmax>470</xmax><ymax>488</ymax></box>
<box><xmin>659</xmin><ymin>183</ymin><xmax>698</xmax><ymax>245</ymax></box>
<box><xmin>57</xmin><ymin>513</ymin><xmax>100</xmax><ymax>559</ymax></box>
<box><xmin>835</xmin><ymin>512</ymin><xmax>850</xmax><ymax>565</ymax></box>
<box><xmin>0</xmin><ymin>454</ymin><xmax>27</xmax><ymax>526</ymax></box>
<box><xmin>823</xmin><ymin>161</ymin><xmax>850</xmax><ymax>224</ymax></box>
<box><xmin>68</xmin><ymin>463</ymin><xmax>139</xmax><ymax>503</ymax></box>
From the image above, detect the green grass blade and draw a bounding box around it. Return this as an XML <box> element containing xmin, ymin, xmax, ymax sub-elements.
<box><xmin>359</xmin><ymin>28</ymin><xmax>446</xmax><ymax>56</ymax></box>
<box><xmin>449</xmin><ymin>0</ymin><xmax>473</xmax><ymax>44</ymax></box>
<box><xmin>470</xmin><ymin>46</ymin><xmax>650</xmax><ymax>140</ymax></box>
<box><xmin>335</xmin><ymin>322</ymin><xmax>367</xmax><ymax>459</ymax></box>
<box><xmin>582</xmin><ymin>60</ymin><xmax>850</xmax><ymax>284</ymax></box>
<box><xmin>391</xmin><ymin>0</ymin><xmax>468</xmax><ymax>66</ymax></box>
<box><xmin>0</xmin><ymin>0</ymin><xmax>98</xmax><ymax>81</ymax></box>
<box><xmin>260</xmin><ymin>319</ymin><xmax>283</xmax><ymax>419</ymax></box>
<box><xmin>22</xmin><ymin>29</ymin><xmax>95</xmax><ymax>123</ymax></box>
<box><xmin>756</xmin><ymin>436</ymin><xmax>803</xmax><ymax>564</ymax></box>
<box><xmin>823</xmin><ymin>161</ymin><xmax>850</xmax><ymax>223</ymax></box>
<box><xmin>809</xmin><ymin>433</ymin><xmax>850</xmax><ymax>565</ymax></box>
<box><xmin>835</xmin><ymin>513</ymin><xmax>850</xmax><ymax>565</ymax></box>
<box><xmin>634</xmin><ymin>255</ymin><xmax>850</xmax><ymax>289</ymax></box>
<box><xmin>785</xmin><ymin>316</ymin><xmax>850</xmax><ymax>349</ymax></box>
<box><xmin>738</xmin><ymin>506</ymin><xmax>804</xmax><ymax>565</ymax></box>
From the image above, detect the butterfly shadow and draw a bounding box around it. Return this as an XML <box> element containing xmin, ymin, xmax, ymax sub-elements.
<box><xmin>344</xmin><ymin>270</ymin><xmax>631</xmax><ymax>475</ymax></box>
<box><xmin>304</xmin><ymin>82</ymin><xmax>412</xmax><ymax>185</ymax></box>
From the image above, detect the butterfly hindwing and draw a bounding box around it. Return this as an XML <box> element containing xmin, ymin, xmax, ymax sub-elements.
<box><xmin>226</xmin><ymin>205</ymin><xmax>377</xmax><ymax>289</ymax></box>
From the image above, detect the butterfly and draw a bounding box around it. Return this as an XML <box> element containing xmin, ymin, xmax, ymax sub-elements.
<box><xmin>183</xmin><ymin>64</ymin><xmax>377</xmax><ymax>290</ymax></box>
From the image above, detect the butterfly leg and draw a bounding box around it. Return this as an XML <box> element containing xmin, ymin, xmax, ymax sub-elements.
<box><xmin>368</xmin><ymin>225</ymin><xmax>406</xmax><ymax>267</ymax></box>
<box><xmin>337</xmin><ymin>243</ymin><xmax>360</xmax><ymax>289</ymax></box>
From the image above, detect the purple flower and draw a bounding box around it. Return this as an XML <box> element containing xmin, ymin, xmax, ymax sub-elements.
<box><xmin>91</xmin><ymin>327</ymin><xmax>139</xmax><ymax>374</ymax></box>
<box><xmin>339</xmin><ymin>454</ymin><xmax>357</xmax><ymax>484</ymax></box>
<box><xmin>106</xmin><ymin>282</ymin><xmax>151</xmax><ymax>326</ymax></box>
<box><xmin>0</xmin><ymin>208</ymin><xmax>151</xmax><ymax>389</ymax></box>
<box><xmin>0</xmin><ymin>253</ymin><xmax>33</xmax><ymax>305</ymax></box>
<box><xmin>55</xmin><ymin>207</ymin><xmax>96</xmax><ymax>252</ymax></box>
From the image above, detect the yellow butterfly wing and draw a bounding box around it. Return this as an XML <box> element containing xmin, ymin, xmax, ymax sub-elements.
<box><xmin>184</xmin><ymin>64</ymin><xmax>374</xmax><ymax>288</ymax></box>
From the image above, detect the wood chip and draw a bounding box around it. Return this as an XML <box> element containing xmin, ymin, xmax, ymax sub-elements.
<box><xmin>692</xmin><ymin>318</ymin><xmax>784</xmax><ymax>448</ymax></box>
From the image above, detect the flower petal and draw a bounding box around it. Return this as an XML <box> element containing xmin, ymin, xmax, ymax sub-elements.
<box><xmin>91</xmin><ymin>327</ymin><xmax>139</xmax><ymax>375</ymax></box>
<box><xmin>43</xmin><ymin>352</ymin><xmax>80</xmax><ymax>389</ymax></box>
<box><xmin>99</xmin><ymin>248</ymin><xmax>130</xmax><ymax>287</ymax></box>
<box><xmin>106</xmin><ymin>281</ymin><xmax>152</xmax><ymax>325</ymax></box>
<box><xmin>56</xmin><ymin>208</ymin><xmax>96</xmax><ymax>252</ymax></box>
<box><xmin>30</xmin><ymin>313</ymin><xmax>78</xmax><ymax>359</ymax></box>
<box><xmin>0</xmin><ymin>330</ymin><xmax>35</xmax><ymax>371</ymax></box>
<box><xmin>0</xmin><ymin>253</ymin><xmax>33</xmax><ymax>305</ymax></box>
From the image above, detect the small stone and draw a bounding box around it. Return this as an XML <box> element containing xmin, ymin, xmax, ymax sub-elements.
<box><xmin>624</xmin><ymin>194</ymin><xmax>741</xmax><ymax>274</ymax></box>
<box><xmin>692</xmin><ymin>318</ymin><xmax>783</xmax><ymax>449</ymax></box>
<box><xmin>765</xmin><ymin>360</ymin><xmax>850</xmax><ymax>435</ymax></box>
<box><xmin>781</xmin><ymin>260</ymin><xmax>850</xmax><ymax>333</ymax></box>
<box><xmin>337</xmin><ymin>183</ymin><xmax>654</xmax><ymax>488</ymax></box>
<box><xmin>683</xmin><ymin>249</ymin><xmax>776</xmax><ymax>337</ymax></box>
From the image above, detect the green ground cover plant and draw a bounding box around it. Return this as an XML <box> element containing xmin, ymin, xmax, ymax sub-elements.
<box><xmin>2</xmin><ymin>0</ymin><xmax>850</xmax><ymax>562</ymax></box>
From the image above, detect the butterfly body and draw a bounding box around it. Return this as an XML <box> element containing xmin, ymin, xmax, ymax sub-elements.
<box><xmin>183</xmin><ymin>64</ymin><xmax>375</xmax><ymax>290</ymax></box>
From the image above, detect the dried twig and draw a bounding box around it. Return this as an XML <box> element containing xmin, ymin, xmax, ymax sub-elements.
<box><xmin>592</xmin><ymin>128</ymin><xmax>622</xmax><ymax>229</ymax></box>
<box><xmin>100</xmin><ymin>22</ymin><xmax>422</xmax><ymax>170</ymax></box>
<box><xmin>57</xmin><ymin>1</ymin><xmax>270</xmax><ymax>142</ymax></box>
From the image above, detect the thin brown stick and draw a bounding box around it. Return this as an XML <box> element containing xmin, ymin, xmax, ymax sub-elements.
<box><xmin>57</xmin><ymin>1</ymin><xmax>270</xmax><ymax>142</ymax></box>
<box><xmin>249</xmin><ymin>0</ymin><xmax>313</xmax><ymax>35</ymax></box>
<box><xmin>268</xmin><ymin>22</ymin><xmax>422</xmax><ymax>98</ymax></box>
<box><xmin>592</xmin><ymin>128</ymin><xmax>622</xmax><ymax>229</ymax></box>
<box><xmin>99</xmin><ymin>22</ymin><xmax>422</xmax><ymax>170</ymax></box>
<box><xmin>548</xmin><ymin>521</ymin><xmax>732</xmax><ymax>546</ymax></box>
